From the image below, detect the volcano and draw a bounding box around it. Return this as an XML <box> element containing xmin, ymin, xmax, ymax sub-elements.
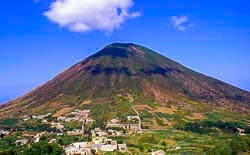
<box><xmin>1</xmin><ymin>43</ymin><xmax>249</xmax><ymax>118</ymax></box>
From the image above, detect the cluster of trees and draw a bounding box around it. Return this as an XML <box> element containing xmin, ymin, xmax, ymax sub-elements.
<box><xmin>23</xmin><ymin>124</ymin><xmax>58</xmax><ymax>133</ymax></box>
<box><xmin>205</xmin><ymin>136</ymin><xmax>250</xmax><ymax>155</ymax></box>
<box><xmin>22</xmin><ymin>142</ymin><xmax>62</xmax><ymax>155</ymax></box>
<box><xmin>177</xmin><ymin>120</ymin><xmax>245</xmax><ymax>134</ymax></box>
<box><xmin>177</xmin><ymin>120</ymin><xmax>250</xmax><ymax>154</ymax></box>
<box><xmin>0</xmin><ymin>118</ymin><xmax>19</xmax><ymax>128</ymax></box>
<box><xmin>0</xmin><ymin>142</ymin><xmax>62</xmax><ymax>155</ymax></box>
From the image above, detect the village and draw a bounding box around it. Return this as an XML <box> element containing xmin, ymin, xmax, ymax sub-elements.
<box><xmin>1</xmin><ymin>103</ymin><xmax>249</xmax><ymax>155</ymax></box>
<box><xmin>0</xmin><ymin>107</ymin><xmax>166</xmax><ymax>155</ymax></box>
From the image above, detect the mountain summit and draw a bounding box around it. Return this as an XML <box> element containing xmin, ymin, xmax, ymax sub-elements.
<box><xmin>0</xmin><ymin>43</ymin><xmax>249</xmax><ymax>118</ymax></box>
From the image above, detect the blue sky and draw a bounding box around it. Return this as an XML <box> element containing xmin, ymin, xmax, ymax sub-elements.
<box><xmin>0</xmin><ymin>0</ymin><xmax>250</xmax><ymax>104</ymax></box>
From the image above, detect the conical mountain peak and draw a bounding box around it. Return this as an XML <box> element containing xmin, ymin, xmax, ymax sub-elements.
<box><xmin>1</xmin><ymin>43</ymin><xmax>249</xmax><ymax>119</ymax></box>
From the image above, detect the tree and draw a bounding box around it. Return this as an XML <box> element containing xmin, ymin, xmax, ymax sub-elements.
<box><xmin>161</xmin><ymin>141</ymin><xmax>167</xmax><ymax>151</ymax></box>
<box><xmin>23</xmin><ymin>142</ymin><xmax>62</xmax><ymax>155</ymax></box>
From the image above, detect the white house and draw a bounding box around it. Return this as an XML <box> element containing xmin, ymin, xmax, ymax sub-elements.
<box><xmin>34</xmin><ymin>137</ymin><xmax>40</xmax><ymax>143</ymax></box>
<box><xmin>51</xmin><ymin>122</ymin><xmax>64</xmax><ymax>131</ymax></box>
<box><xmin>57</xmin><ymin>116</ymin><xmax>67</xmax><ymax>121</ymax></box>
<box><xmin>49</xmin><ymin>139</ymin><xmax>57</xmax><ymax>144</ymax></box>
<box><xmin>67</xmin><ymin>129</ymin><xmax>82</xmax><ymax>136</ymax></box>
<box><xmin>100</xmin><ymin>139</ymin><xmax>117</xmax><ymax>152</ymax></box>
<box><xmin>100</xmin><ymin>144</ymin><xmax>117</xmax><ymax>152</ymax></box>
<box><xmin>0</xmin><ymin>130</ymin><xmax>10</xmax><ymax>136</ymax></box>
<box><xmin>110</xmin><ymin>118</ymin><xmax>120</xmax><ymax>124</ymax></box>
<box><xmin>71</xmin><ymin>142</ymin><xmax>92</xmax><ymax>148</ymax></box>
<box><xmin>15</xmin><ymin>139</ymin><xmax>29</xmax><ymax>146</ymax></box>
<box><xmin>64</xmin><ymin>142</ymin><xmax>92</xmax><ymax>155</ymax></box>
<box><xmin>64</xmin><ymin>147</ymin><xmax>91</xmax><ymax>155</ymax></box>
<box><xmin>152</xmin><ymin>150</ymin><xmax>165</xmax><ymax>155</ymax></box>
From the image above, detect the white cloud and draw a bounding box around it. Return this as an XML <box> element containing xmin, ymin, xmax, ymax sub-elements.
<box><xmin>44</xmin><ymin>0</ymin><xmax>140</xmax><ymax>33</ymax></box>
<box><xmin>170</xmin><ymin>15</ymin><xmax>192</xmax><ymax>31</ymax></box>
<box><xmin>176</xmin><ymin>25</ymin><xmax>186</xmax><ymax>31</ymax></box>
<box><xmin>171</xmin><ymin>15</ymin><xmax>188</xmax><ymax>27</ymax></box>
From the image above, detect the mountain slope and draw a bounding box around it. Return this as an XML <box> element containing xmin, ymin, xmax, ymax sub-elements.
<box><xmin>0</xmin><ymin>43</ymin><xmax>249</xmax><ymax>118</ymax></box>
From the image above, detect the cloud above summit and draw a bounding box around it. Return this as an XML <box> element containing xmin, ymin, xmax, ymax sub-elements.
<box><xmin>170</xmin><ymin>15</ymin><xmax>192</xmax><ymax>31</ymax></box>
<box><xmin>44</xmin><ymin>0</ymin><xmax>140</xmax><ymax>33</ymax></box>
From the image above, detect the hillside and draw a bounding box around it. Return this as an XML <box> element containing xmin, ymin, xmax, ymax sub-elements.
<box><xmin>0</xmin><ymin>43</ymin><xmax>250</xmax><ymax>119</ymax></box>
